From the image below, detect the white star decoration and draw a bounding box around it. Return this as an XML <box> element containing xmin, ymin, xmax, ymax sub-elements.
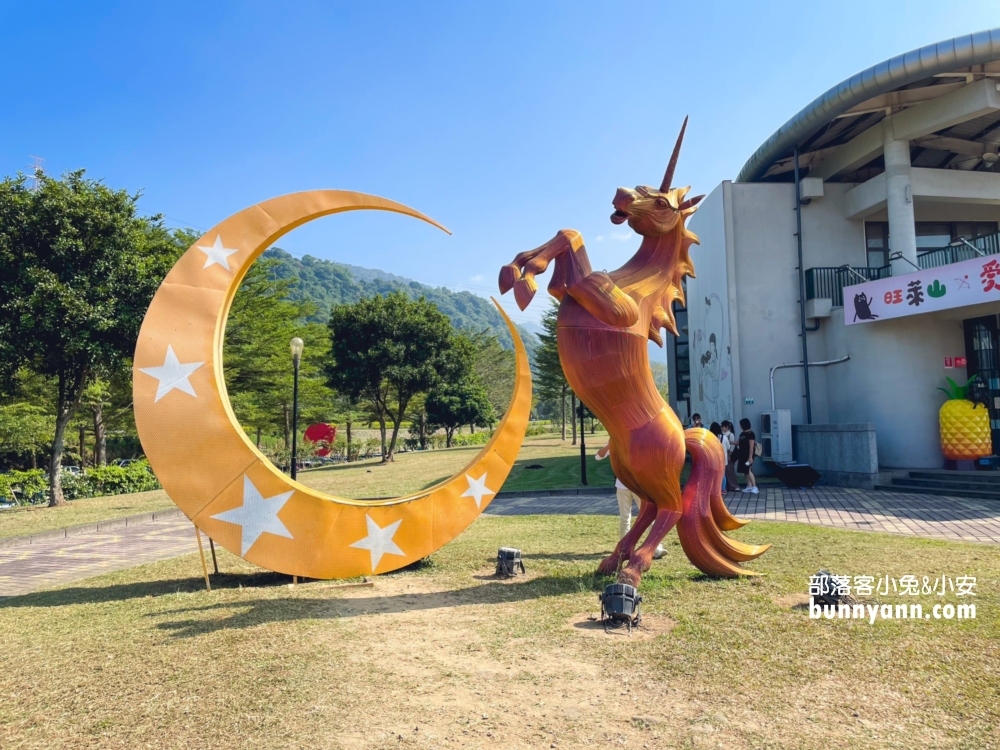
<box><xmin>211</xmin><ymin>476</ymin><xmax>295</xmax><ymax>556</ymax></box>
<box><xmin>350</xmin><ymin>515</ymin><xmax>405</xmax><ymax>571</ymax></box>
<box><xmin>197</xmin><ymin>235</ymin><xmax>240</xmax><ymax>270</ymax></box>
<box><xmin>461</xmin><ymin>472</ymin><xmax>495</xmax><ymax>508</ymax></box>
<box><xmin>138</xmin><ymin>345</ymin><xmax>204</xmax><ymax>403</ymax></box>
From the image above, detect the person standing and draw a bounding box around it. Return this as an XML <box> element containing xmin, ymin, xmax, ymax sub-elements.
<box><xmin>721</xmin><ymin>420</ymin><xmax>741</xmax><ymax>491</ymax></box>
<box><xmin>595</xmin><ymin>442</ymin><xmax>665</xmax><ymax>558</ymax></box>
<box><xmin>736</xmin><ymin>417</ymin><xmax>758</xmax><ymax>494</ymax></box>
<box><xmin>708</xmin><ymin>422</ymin><xmax>725</xmax><ymax>492</ymax></box>
<box><xmin>690</xmin><ymin>413</ymin><xmax>703</xmax><ymax>429</ymax></box>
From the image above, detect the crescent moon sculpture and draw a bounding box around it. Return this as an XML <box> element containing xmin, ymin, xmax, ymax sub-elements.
<box><xmin>133</xmin><ymin>190</ymin><xmax>532</xmax><ymax>579</ymax></box>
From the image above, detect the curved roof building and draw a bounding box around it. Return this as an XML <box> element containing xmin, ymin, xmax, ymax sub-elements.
<box><xmin>739</xmin><ymin>29</ymin><xmax>1000</xmax><ymax>184</ymax></box>
<box><xmin>669</xmin><ymin>30</ymin><xmax>1000</xmax><ymax>478</ymax></box>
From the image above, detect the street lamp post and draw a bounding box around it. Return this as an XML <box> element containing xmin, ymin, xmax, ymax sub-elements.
<box><xmin>578</xmin><ymin>403</ymin><xmax>588</xmax><ymax>486</ymax></box>
<box><xmin>290</xmin><ymin>337</ymin><xmax>304</xmax><ymax>480</ymax></box>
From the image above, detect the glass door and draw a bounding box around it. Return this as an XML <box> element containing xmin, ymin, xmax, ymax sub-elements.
<box><xmin>963</xmin><ymin>315</ymin><xmax>1000</xmax><ymax>457</ymax></box>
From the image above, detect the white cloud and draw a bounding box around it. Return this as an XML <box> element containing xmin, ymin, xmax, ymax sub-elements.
<box><xmin>470</xmin><ymin>273</ymin><xmax>484</xmax><ymax>282</ymax></box>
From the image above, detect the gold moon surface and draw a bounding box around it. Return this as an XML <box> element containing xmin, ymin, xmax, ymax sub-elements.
<box><xmin>133</xmin><ymin>190</ymin><xmax>532</xmax><ymax>578</ymax></box>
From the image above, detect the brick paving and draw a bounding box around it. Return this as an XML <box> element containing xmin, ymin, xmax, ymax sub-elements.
<box><xmin>487</xmin><ymin>486</ymin><xmax>1000</xmax><ymax>545</ymax></box>
<box><xmin>0</xmin><ymin>519</ymin><xmax>197</xmax><ymax>597</ymax></box>
<box><xmin>0</xmin><ymin>486</ymin><xmax>997</xmax><ymax>598</ymax></box>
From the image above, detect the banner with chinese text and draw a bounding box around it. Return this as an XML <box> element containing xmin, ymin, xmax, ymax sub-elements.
<box><xmin>844</xmin><ymin>254</ymin><xmax>1000</xmax><ymax>325</ymax></box>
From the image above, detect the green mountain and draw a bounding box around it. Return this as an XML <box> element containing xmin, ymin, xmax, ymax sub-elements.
<box><xmin>263</xmin><ymin>248</ymin><xmax>537</xmax><ymax>358</ymax></box>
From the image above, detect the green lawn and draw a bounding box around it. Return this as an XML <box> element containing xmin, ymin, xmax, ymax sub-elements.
<box><xmin>0</xmin><ymin>436</ymin><xmax>618</xmax><ymax>540</ymax></box>
<box><xmin>299</xmin><ymin>435</ymin><xmax>619</xmax><ymax>498</ymax></box>
<box><xmin>1</xmin><ymin>516</ymin><xmax>996</xmax><ymax>748</ymax></box>
<box><xmin>0</xmin><ymin>489</ymin><xmax>177</xmax><ymax>541</ymax></box>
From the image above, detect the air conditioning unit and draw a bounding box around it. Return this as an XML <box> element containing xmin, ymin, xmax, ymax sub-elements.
<box><xmin>759</xmin><ymin>410</ymin><xmax>793</xmax><ymax>463</ymax></box>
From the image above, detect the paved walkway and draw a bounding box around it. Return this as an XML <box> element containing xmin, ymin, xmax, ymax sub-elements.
<box><xmin>486</xmin><ymin>486</ymin><xmax>1000</xmax><ymax>543</ymax></box>
<box><xmin>0</xmin><ymin>520</ymin><xmax>197</xmax><ymax>597</ymax></box>
<box><xmin>1</xmin><ymin>486</ymin><xmax>998</xmax><ymax>597</ymax></box>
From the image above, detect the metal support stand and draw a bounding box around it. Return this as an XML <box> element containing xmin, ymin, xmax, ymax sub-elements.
<box><xmin>194</xmin><ymin>525</ymin><xmax>211</xmax><ymax>591</ymax></box>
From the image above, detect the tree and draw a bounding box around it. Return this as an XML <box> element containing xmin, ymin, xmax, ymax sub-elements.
<box><xmin>406</xmin><ymin>393</ymin><xmax>431</xmax><ymax>450</ymax></box>
<box><xmin>0</xmin><ymin>171</ymin><xmax>178</xmax><ymax>505</ymax></box>
<box><xmin>534</xmin><ymin>300</ymin><xmax>573</xmax><ymax>440</ymax></box>
<box><xmin>326</xmin><ymin>292</ymin><xmax>453</xmax><ymax>462</ymax></box>
<box><xmin>425</xmin><ymin>378</ymin><xmax>494</xmax><ymax>447</ymax></box>
<box><xmin>0</xmin><ymin>402</ymin><xmax>51</xmax><ymax>468</ymax></box>
<box><xmin>222</xmin><ymin>254</ymin><xmax>335</xmax><ymax>451</ymax></box>
<box><xmin>469</xmin><ymin>331</ymin><xmax>515</xmax><ymax>426</ymax></box>
<box><xmin>650</xmin><ymin>362</ymin><xmax>669</xmax><ymax>402</ymax></box>
<box><xmin>81</xmin><ymin>372</ymin><xmax>133</xmax><ymax>466</ymax></box>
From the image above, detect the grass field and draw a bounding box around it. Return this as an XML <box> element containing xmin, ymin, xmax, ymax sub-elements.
<box><xmin>1</xmin><ymin>516</ymin><xmax>996</xmax><ymax>749</ymax></box>
<box><xmin>0</xmin><ymin>436</ymin><xmax>620</xmax><ymax>540</ymax></box>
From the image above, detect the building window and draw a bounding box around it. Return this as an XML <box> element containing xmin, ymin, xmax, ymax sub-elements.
<box><xmin>865</xmin><ymin>221</ymin><xmax>999</xmax><ymax>262</ymax></box>
<box><xmin>865</xmin><ymin>222</ymin><xmax>889</xmax><ymax>268</ymax></box>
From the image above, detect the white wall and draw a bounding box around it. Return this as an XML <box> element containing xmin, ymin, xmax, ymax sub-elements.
<box><xmin>802</xmin><ymin>183</ymin><xmax>867</xmax><ymax>267</ymax></box>
<box><xmin>729</xmin><ymin>182</ymin><xmax>815</xmax><ymax>430</ymax></box>
<box><xmin>821</xmin><ymin>313</ymin><xmax>966</xmax><ymax>467</ymax></box>
<box><xmin>685</xmin><ymin>183</ymin><xmax>736</xmax><ymax>426</ymax></box>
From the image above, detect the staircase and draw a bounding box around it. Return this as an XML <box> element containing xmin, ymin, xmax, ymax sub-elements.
<box><xmin>876</xmin><ymin>470</ymin><xmax>1000</xmax><ymax>501</ymax></box>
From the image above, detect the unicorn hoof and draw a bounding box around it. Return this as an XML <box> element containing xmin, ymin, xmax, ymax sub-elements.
<box><xmin>617</xmin><ymin>566</ymin><xmax>642</xmax><ymax>587</ymax></box>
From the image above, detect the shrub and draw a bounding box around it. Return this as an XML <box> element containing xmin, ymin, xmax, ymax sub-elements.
<box><xmin>0</xmin><ymin>469</ymin><xmax>48</xmax><ymax>503</ymax></box>
<box><xmin>1</xmin><ymin>460</ymin><xmax>162</xmax><ymax>503</ymax></box>
<box><xmin>82</xmin><ymin>460</ymin><xmax>161</xmax><ymax>496</ymax></box>
<box><xmin>450</xmin><ymin>431</ymin><xmax>491</xmax><ymax>447</ymax></box>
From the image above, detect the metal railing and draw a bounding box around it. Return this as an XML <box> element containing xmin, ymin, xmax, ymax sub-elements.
<box><xmin>918</xmin><ymin>232</ymin><xmax>1000</xmax><ymax>270</ymax></box>
<box><xmin>805</xmin><ymin>266</ymin><xmax>891</xmax><ymax>307</ymax></box>
<box><xmin>805</xmin><ymin>231</ymin><xmax>1000</xmax><ymax>307</ymax></box>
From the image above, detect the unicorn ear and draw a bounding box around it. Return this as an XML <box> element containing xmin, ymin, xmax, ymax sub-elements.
<box><xmin>660</xmin><ymin>116</ymin><xmax>689</xmax><ymax>191</ymax></box>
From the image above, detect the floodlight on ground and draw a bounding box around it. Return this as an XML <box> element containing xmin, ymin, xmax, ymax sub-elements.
<box><xmin>495</xmin><ymin>547</ymin><xmax>526</xmax><ymax>577</ymax></box>
<box><xmin>600</xmin><ymin>583</ymin><xmax>642</xmax><ymax>633</ymax></box>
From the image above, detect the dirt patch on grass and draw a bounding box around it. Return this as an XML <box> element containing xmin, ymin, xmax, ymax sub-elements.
<box><xmin>567</xmin><ymin>612</ymin><xmax>676</xmax><ymax>640</ymax></box>
<box><xmin>302</xmin><ymin>575</ymin><xmax>703</xmax><ymax>748</ymax></box>
<box><xmin>773</xmin><ymin>592</ymin><xmax>811</xmax><ymax>610</ymax></box>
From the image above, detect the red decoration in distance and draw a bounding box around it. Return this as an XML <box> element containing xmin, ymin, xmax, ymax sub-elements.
<box><xmin>304</xmin><ymin>423</ymin><xmax>337</xmax><ymax>456</ymax></box>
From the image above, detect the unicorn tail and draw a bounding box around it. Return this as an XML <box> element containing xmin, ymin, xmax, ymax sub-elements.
<box><xmin>676</xmin><ymin>428</ymin><xmax>771</xmax><ymax>577</ymax></box>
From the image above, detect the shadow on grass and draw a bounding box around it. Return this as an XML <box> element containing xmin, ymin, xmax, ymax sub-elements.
<box><xmin>147</xmin><ymin>571</ymin><xmax>613</xmax><ymax>638</ymax></box>
<box><xmin>0</xmin><ymin>570</ymin><xmax>293</xmax><ymax>608</ymax></box>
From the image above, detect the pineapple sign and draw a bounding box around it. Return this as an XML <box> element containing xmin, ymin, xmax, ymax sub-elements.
<box><xmin>938</xmin><ymin>376</ymin><xmax>992</xmax><ymax>460</ymax></box>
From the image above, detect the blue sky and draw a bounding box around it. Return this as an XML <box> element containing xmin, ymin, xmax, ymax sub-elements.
<box><xmin>3</xmin><ymin>1</ymin><xmax>998</xmax><ymax>326</ymax></box>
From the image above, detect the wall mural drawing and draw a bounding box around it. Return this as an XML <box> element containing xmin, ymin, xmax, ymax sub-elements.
<box><xmin>693</xmin><ymin>292</ymin><xmax>733</xmax><ymax>425</ymax></box>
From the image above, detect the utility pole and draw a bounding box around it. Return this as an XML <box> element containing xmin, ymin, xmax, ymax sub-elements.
<box><xmin>27</xmin><ymin>155</ymin><xmax>45</xmax><ymax>191</ymax></box>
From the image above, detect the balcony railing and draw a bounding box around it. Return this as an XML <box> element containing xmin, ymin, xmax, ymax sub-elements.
<box><xmin>918</xmin><ymin>232</ymin><xmax>1000</xmax><ymax>270</ymax></box>
<box><xmin>806</xmin><ymin>231</ymin><xmax>1000</xmax><ymax>307</ymax></box>
<box><xmin>805</xmin><ymin>266</ymin><xmax>891</xmax><ymax>307</ymax></box>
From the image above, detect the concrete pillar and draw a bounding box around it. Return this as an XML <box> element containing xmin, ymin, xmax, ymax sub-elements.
<box><xmin>882</xmin><ymin>120</ymin><xmax>917</xmax><ymax>275</ymax></box>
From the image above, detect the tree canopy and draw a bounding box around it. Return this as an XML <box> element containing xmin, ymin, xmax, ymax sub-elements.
<box><xmin>326</xmin><ymin>291</ymin><xmax>454</xmax><ymax>461</ymax></box>
<box><xmin>0</xmin><ymin>170</ymin><xmax>179</xmax><ymax>504</ymax></box>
